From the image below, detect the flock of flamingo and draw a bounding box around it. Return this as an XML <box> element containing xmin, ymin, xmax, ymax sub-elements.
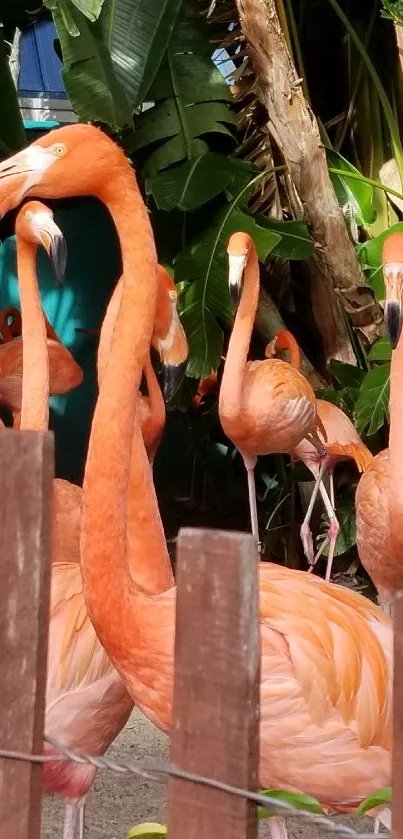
<box><xmin>0</xmin><ymin>123</ymin><xmax>401</xmax><ymax>839</ymax></box>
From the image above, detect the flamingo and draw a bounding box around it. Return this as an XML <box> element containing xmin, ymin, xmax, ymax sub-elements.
<box><xmin>0</xmin><ymin>125</ymin><xmax>392</xmax><ymax>837</ymax></box>
<box><xmin>7</xmin><ymin>198</ymin><xmax>187</xmax><ymax>838</ymax></box>
<box><xmin>218</xmin><ymin>232</ymin><xmax>326</xmax><ymax>550</ymax></box>
<box><xmin>265</xmin><ymin>330</ymin><xmax>373</xmax><ymax>581</ymax></box>
<box><xmin>79</xmin><ymin>265</ymin><xmax>188</xmax><ymax>463</ymax></box>
<box><xmin>356</xmin><ymin>230</ymin><xmax>403</xmax><ymax>615</ymax></box>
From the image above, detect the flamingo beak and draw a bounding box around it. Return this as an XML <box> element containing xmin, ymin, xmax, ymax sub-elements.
<box><xmin>163</xmin><ymin>360</ymin><xmax>187</xmax><ymax>402</ymax></box>
<box><xmin>228</xmin><ymin>252</ymin><xmax>247</xmax><ymax>307</ymax></box>
<box><xmin>0</xmin><ymin>146</ymin><xmax>55</xmax><ymax>218</ymax></box>
<box><xmin>35</xmin><ymin>216</ymin><xmax>67</xmax><ymax>286</ymax></box>
<box><xmin>155</xmin><ymin>309</ymin><xmax>189</xmax><ymax>402</ymax></box>
<box><xmin>383</xmin><ymin>262</ymin><xmax>403</xmax><ymax>349</ymax></box>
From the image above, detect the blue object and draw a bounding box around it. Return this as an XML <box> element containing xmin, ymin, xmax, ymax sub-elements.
<box><xmin>19</xmin><ymin>19</ymin><xmax>66</xmax><ymax>99</ymax></box>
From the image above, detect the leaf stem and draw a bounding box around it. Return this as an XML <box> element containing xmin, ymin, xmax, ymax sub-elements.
<box><xmin>328</xmin><ymin>166</ymin><xmax>403</xmax><ymax>203</ymax></box>
<box><xmin>327</xmin><ymin>0</ymin><xmax>403</xmax><ymax>187</ymax></box>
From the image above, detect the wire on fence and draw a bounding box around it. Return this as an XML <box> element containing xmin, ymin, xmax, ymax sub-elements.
<box><xmin>0</xmin><ymin>738</ymin><xmax>389</xmax><ymax>839</ymax></box>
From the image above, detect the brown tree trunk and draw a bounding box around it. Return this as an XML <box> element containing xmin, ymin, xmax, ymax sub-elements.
<box><xmin>235</xmin><ymin>0</ymin><xmax>383</xmax><ymax>366</ymax></box>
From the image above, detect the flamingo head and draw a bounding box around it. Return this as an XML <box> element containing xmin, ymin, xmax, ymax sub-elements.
<box><xmin>227</xmin><ymin>232</ymin><xmax>252</xmax><ymax>307</ymax></box>
<box><xmin>16</xmin><ymin>200</ymin><xmax>67</xmax><ymax>285</ymax></box>
<box><xmin>152</xmin><ymin>266</ymin><xmax>189</xmax><ymax>402</ymax></box>
<box><xmin>0</xmin><ymin>124</ymin><xmax>127</xmax><ymax>217</ymax></box>
<box><xmin>382</xmin><ymin>231</ymin><xmax>403</xmax><ymax>349</ymax></box>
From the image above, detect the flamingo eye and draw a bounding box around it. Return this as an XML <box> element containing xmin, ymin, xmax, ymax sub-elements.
<box><xmin>24</xmin><ymin>210</ymin><xmax>33</xmax><ymax>221</ymax></box>
<box><xmin>169</xmin><ymin>290</ymin><xmax>177</xmax><ymax>302</ymax></box>
<box><xmin>52</xmin><ymin>144</ymin><xmax>67</xmax><ymax>157</ymax></box>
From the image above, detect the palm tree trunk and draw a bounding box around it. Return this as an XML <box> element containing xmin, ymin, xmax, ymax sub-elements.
<box><xmin>235</xmin><ymin>0</ymin><xmax>383</xmax><ymax>369</ymax></box>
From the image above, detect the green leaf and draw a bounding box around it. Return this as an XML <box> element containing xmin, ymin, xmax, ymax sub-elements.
<box><xmin>258</xmin><ymin>790</ymin><xmax>324</xmax><ymax>820</ymax></box>
<box><xmin>133</xmin><ymin>0</ymin><xmax>235</xmax><ymax>175</ymax></box>
<box><xmin>146</xmin><ymin>154</ymin><xmax>249</xmax><ymax>211</ymax></box>
<box><xmin>70</xmin><ymin>0</ymin><xmax>106</xmax><ymax>22</ymax></box>
<box><xmin>367</xmin><ymin>337</ymin><xmax>392</xmax><ymax>362</ymax></box>
<box><xmin>318</xmin><ymin>486</ymin><xmax>356</xmax><ymax>557</ymax></box>
<box><xmin>176</xmin><ymin>208</ymin><xmax>281</xmax><ymax>378</ymax></box>
<box><xmin>357</xmin><ymin>222</ymin><xmax>403</xmax><ymax>301</ymax></box>
<box><xmin>355</xmin><ymin>787</ymin><xmax>391</xmax><ymax>817</ymax></box>
<box><xmin>329</xmin><ymin>359</ymin><xmax>366</xmax><ymax>389</ymax></box>
<box><xmin>327</xmin><ymin>148</ymin><xmax>376</xmax><ymax>227</ymax></box>
<box><xmin>99</xmin><ymin>0</ymin><xmax>182</xmax><ymax>108</ymax></box>
<box><xmin>354</xmin><ymin>363</ymin><xmax>390</xmax><ymax>435</ymax></box>
<box><xmin>48</xmin><ymin>2</ymin><xmax>133</xmax><ymax>129</ymax></box>
<box><xmin>253</xmin><ymin>216</ymin><xmax>314</xmax><ymax>260</ymax></box>
<box><xmin>126</xmin><ymin>824</ymin><xmax>167</xmax><ymax>839</ymax></box>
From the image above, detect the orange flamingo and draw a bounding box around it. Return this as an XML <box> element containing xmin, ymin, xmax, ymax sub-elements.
<box><xmin>193</xmin><ymin>370</ymin><xmax>219</xmax><ymax>407</ymax></box>
<box><xmin>265</xmin><ymin>330</ymin><xmax>373</xmax><ymax>580</ymax></box>
<box><xmin>0</xmin><ymin>125</ymin><xmax>392</xmax><ymax>836</ymax></box>
<box><xmin>9</xmin><ymin>199</ymin><xmax>185</xmax><ymax>838</ymax></box>
<box><xmin>82</xmin><ymin>265</ymin><xmax>188</xmax><ymax>463</ymax></box>
<box><xmin>356</xmin><ymin>231</ymin><xmax>403</xmax><ymax>615</ymax></box>
<box><xmin>218</xmin><ymin>232</ymin><xmax>326</xmax><ymax>551</ymax></box>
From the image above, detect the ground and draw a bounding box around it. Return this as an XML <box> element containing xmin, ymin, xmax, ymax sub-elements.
<box><xmin>42</xmin><ymin>709</ymin><xmax>374</xmax><ymax>839</ymax></box>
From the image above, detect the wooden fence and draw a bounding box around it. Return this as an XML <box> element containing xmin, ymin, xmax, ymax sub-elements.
<box><xmin>0</xmin><ymin>428</ymin><xmax>399</xmax><ymax>839</ymax></box>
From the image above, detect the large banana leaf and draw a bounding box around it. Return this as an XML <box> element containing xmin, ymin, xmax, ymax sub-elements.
<box><xmin>45</xmin><ymin>0</ymin><xmax>133</xmax><ymax>128</ymax></box>
<box><xmin>146</xmin><ymin>154</ymin><xmax>257</xmax><ymax>211</ymax></box>
<box><xmin>175</xmin><ymin>208</ymin><xmax>281</xmax><ymax>378</ymax></box>
<box><xmin>133</xmin><ymin>0</ymin><xmax>236</xmax><ymax>178</ymax></box>
<box><xmin>357</xmin><ymin>221</ymin><xmax>403</xmax><ymax>300</ymax></box>
<box><xmin>45</xmin><ymin>0</ymin><xmax>182</xmax><ymax>128</ymax></box>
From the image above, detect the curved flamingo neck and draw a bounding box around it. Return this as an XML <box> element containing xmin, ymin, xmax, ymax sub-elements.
<box><xmin>81</xmin><ymin>167</ymin><xmax>172</xmax><ymax>672</ymax></box>
<box><xmin>17</xmin><ymin>237</ymin><xmax>49</xmax><ymax>431</ymax></box>
<box><xmin>276</xmin><ymin>331</ymin><xmax>301</xmax><ymax>369</ymax></box>
<box><xmin>389</xmin><ymin>334</ymin><xmax>403</xmax><ymax>559</ymax></box>
<box><xmin>219</xmin><ymin>244</ymin><xmax>259</xmax><ymax>421</ymax></box>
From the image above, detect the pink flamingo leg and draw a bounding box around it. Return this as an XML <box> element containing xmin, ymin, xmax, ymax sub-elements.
<box><xmin>300</xmin><ymin>459</ymin><xmax>327</xmax><ymax>564</ymax></box>
<box><xmin>309</xmin><ymin>472</ymin><xmax>340</xmax><ymax>581</ymax></box>
<box><xmin>267</xmin><ymin>816</ymin><xmax>289</xmax><ymax>839</ymax></box>
<box><xmin>243</xmin><ymin>454</ymin><xmax>259</xmax><ymax>546</ymax></box>
<box><xmin>63</xmin><ymin>799</ymin><xmax>85</xmax><ymax>839</ymax></box>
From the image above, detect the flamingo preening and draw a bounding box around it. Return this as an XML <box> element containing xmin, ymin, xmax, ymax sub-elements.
<box><xmin>265</xmin><ymin>330</ymin><xmax>373</xmax><ymax>580</ymax></box>
<box><xmin>0</xmin><ymin>126</ymin><xmax>392</xmax><ymax>838</ymax></box>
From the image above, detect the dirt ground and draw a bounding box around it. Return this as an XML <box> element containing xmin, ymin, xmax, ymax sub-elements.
<box><xmin>41</xmin><ymin>709</ymin><xmax>374</xmax><ymax>839</ymax></box>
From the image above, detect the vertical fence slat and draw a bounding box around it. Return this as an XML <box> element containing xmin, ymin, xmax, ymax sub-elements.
<box><xmin>167</xmin><ymin>528</ymin><xmax>260</xmax><ymax>839</ymax></box>
<box><xmin>0</xmin><ymin>429</ymin><xmax>54</xmax><ymax>839</ymax></box>
<box><xmin>393</xmin><ymin>591</ymin><xmax>403</xmax><ymax>839</ymax></box>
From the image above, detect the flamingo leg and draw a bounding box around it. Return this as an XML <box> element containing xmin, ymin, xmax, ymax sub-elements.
<box><xmin>300</xmin><ymin>459</ymin><xmax>327</xmax><ymax>564</ymax></box>
<box><xmin>309</xmin><ymin>478</ymin><xmax>340</xmax><ymax>582</ymax></box>
<box><xmin>267</xmin><ymin>816</ymin><xmax>289</xmax><ymax>839</ymax></box>
<box><xmin>79</xmin><ymin>800</ymin><xmax>85</xmax><ymax>839</ymax></box>
<box><xmin>63</xmin><ymin>801</ymin><xmax>81</xmax><ymax>839</ymax></box>
<box><xmin>243</xmin><ymin>454</ymin><xmax>260</xmax><ymax>547</ymax></box>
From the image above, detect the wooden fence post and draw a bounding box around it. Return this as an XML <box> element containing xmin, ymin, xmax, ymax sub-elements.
<box><xmin>393</xmin><ymin>590</ymin><xmax>403</xmax><ymax>839</ymax></box>
<box><xmin>167</xmin><ymin>528</ymin><xmax>260</xmax><ymax>839</ymax></box>
<box><xmin>0</xmin><ymin>430</ymin><xmax>54</xmax><ymax>839</ymax></box>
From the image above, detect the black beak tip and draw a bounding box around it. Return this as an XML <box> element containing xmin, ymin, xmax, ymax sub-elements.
<box><xmin>50</xmin><ymin>235</ymin><xmax>67</xmax><ymax>286</ymax></box>
<box><xmin>385</xmin><ymin>302</ymin><xmax>402</xmax><ymax>350</ymax></box>
<box><xmin>229</xmin><ymin>283</ymin><xmax>240</xmax><ymax>307</ymax></box>
<box><xmin>163</xmin><ymin>361</ymin><xmax>187</xmax><ymax>403</ymax></box>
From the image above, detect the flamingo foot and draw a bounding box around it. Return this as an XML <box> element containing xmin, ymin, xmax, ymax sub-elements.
<box><xmin>267</xmin><ymin>816</ymin><xmax>289</xmax><ymax>839</ymax></box>
<box><xmin>373</xmin><ymin>806</ymin><xmax>391</xmax><ymax>832</ymax></box>
<box><xmin>300</xmin><ymin>522</ymin><xmax>315</xmax><ymax>565</ymax></box>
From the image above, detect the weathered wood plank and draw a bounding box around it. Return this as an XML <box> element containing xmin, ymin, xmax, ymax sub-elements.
<box><xmin>393</xmin><ymin>590</ymin><xmax>403</xmax><ymax>839</ymax></box>
<box><xmin>0</xmin><ymin>430</ymin><xmax>54</xmax><ymax>839</ymax></box>
<box><xmin>167</xmin><ymin>528</ymin><xmax>260</xmax><ymax>839</ymax></box>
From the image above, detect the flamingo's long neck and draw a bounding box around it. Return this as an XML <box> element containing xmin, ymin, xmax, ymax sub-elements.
<box><xmin>389</xmin><ymin>333</ymin><xmax>403</xmax><ymax>559</ymax></box>
<box><xmin>17</xmin><ymin>238</ymin><xmax>49</xmax><ymax>430</ymax></box>
<box><xmin>81</xmin><ymin>166</ymin><xmax>172</xmax><ymax>673</ymax></box>
<box><xmin>280</xmin><ymin>332</ymin><xmax>301</xmax><ymax>369</ymax></box>
<box><xmin>219</xmin><ymin>245</ymin><xmax>259</xmax><ymax>421</ymax></box>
